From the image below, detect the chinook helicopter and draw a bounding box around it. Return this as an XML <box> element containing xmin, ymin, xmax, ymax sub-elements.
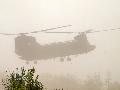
<box><xmin>14</xmin><ymin>26</ymin><xmax>96</xmax><ymax>64</ymax></box>
<box><xmin>1</xmin><ymin>25</ymin><xmax>119</xmax><ymax>64</ymax></box>
<box><xmin>15</xmin><ymin>31</ymin><xmax>95</xmax><ymax>62</ymax></box>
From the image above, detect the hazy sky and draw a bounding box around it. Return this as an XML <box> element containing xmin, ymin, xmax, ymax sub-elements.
<box><xmin>0</xmin><ymin>0</ymin><xmax>120</xmax><ymax>82</ymax></box>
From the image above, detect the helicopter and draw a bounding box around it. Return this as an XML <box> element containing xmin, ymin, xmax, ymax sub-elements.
<box><xmin>15</xmin><ymin>31</ymin><xmax>95</xmax><ymax>63</ymax></box>
<box><xmin>14</xmin><ymin>26</ymin><xmax>96</xmax><ymax>64</ymax></box>
<box><xmin>0</xmin><ymin>25</ymin><xmax>120</xmax><ymax>64</ymax></box>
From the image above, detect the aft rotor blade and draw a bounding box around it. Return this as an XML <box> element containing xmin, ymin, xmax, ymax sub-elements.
<box><xmin>88</xmin><ymin>28</ymin><xmax>120</xmax><ymax>33</ymax></box>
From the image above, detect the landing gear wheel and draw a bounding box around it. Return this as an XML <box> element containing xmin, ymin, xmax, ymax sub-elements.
<box><xmin>60</xmin><ymin>57</ymin><xmax>64</xmax><ymax>62</ymax></box>
<box><xmin>34</xmin><ymin>60</ymin><xmax>37</xmax><ymax>64</ymax></box>
<box><xmin>67</xmin><ymin>57</ymin><xmax>71</xmax><ymax>61</ymax></box>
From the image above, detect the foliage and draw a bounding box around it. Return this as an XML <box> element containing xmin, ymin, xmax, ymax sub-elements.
<box><xmin>2</xmin><ymin>67</ymin><xmax>43</xmax><ymax>90</ymax></box>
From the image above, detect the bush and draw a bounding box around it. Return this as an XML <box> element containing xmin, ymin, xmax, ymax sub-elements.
<box><xmin>2</xmin><ymin>67</ymin><xmax>43</xmax><ymax>90</ymax></box>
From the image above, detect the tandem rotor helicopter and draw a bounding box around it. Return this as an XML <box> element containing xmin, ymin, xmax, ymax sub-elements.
<box><xmin>0</xmin><ymin>25</ymin><xmax>120</xmax><ymax>64</ymax></box>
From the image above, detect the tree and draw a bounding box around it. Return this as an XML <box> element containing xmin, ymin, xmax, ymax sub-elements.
<box><xmin>2</xmin><ymin>67</ymin><xmax>43</xmax><ymax>90</ymax></box>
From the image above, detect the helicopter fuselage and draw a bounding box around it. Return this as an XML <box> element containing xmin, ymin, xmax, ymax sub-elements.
<box><xmin>15</xmin><ymin>32</ymin><xmax>96</xmax><ymax>61</ymax></box>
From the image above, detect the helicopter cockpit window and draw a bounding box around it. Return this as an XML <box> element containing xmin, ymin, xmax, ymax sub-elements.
<box><xmin>15</xmin><ymin>34</ymin><xmax>39</xmax><ymax>57</ymax></box>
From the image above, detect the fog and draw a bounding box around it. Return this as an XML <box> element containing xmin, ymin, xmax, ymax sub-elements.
<box><xmin>0</xmin><ymin>0</ymin><xmax>120</xmax><ymax>89</ymax></box>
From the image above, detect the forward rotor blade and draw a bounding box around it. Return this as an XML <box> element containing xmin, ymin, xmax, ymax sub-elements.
<box><xmin>30</xmin><ymin>25</ymin><xmax>72</xmax><ymax>33</ymax></box>
<box><xmin>45</xmin><ymin>29</ymin><xmax>93</xmax><ymax>34</ymax></box>
<box><xmin>85</xmin><ymin>29</ymin><xmax>94</xmax><ymax>33</ymax></box>
<box><xmin>18</xmin><ymin>32</ymin><xmax>29</xmax><ymax>35</ymax></box>
<box><xmin>0</xmin><ymin>33</ymin><xmax>17</xmax><ymax>36</ymax></box>
<box><xmin>0</xmin><ymin>25</ymin><xmax>72</xmax><ymax>36</ymax></box>
<box><xmin>45</xmin><ymin>32</ymin><xmax>74</xmax><ymax>33</ymax></box>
